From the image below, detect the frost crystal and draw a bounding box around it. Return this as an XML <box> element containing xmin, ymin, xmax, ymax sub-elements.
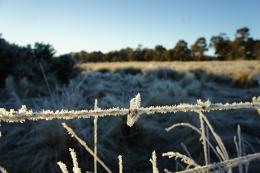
<box><xmin>127</xmin><ymin>93</ymin><xmax>141</xmax><ymax>127</ymax></box>
<box><xmin>252</xmin><ymin>96</ymin><xmax>260</xmax><ymax>115</ymax></box>
<box><xmin>197</xmin><ymin>99</ymin><xmax>211</xmax><ymax>110</ymax></box>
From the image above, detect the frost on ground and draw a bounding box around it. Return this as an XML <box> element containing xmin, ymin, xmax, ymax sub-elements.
<box><xmin>0</xmin><ymin>67</ymin><xmax>260</xmax><ymax>173</ymax></box>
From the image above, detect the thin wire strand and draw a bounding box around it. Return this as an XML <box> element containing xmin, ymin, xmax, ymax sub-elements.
<box><xmin>0</xmin><ymin>96</ymin><xmax>259</xmax><ymax>123</ymax></box>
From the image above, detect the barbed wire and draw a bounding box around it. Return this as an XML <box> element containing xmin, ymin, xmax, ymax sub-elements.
<box><xmin>0</xmin><ymin>94</ymin><xmax>259</xmax><ymax>127</ymax></box>
<box><xmin>0</xmin><ymin>94</ymin><xmax>260</xmax><ymax>172</ymax></box>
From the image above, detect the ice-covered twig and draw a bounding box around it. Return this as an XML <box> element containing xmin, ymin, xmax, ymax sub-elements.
<box><xmin>69</xmin><ymin>148</ymin><xmax>82</xmax><ymax>173</ymax></box>
<box><xmin>172</xmin><ymin>152</ymin><xmax>260</xmax><ymax>173</ymax></box>
<box><xmin>57</xmin><ymin>161</ymin><xmax>69</xmax><ymax>173</ymax></box>
<box><xmin>93</xmin><ymin>99</ymin><xmax>98</xmax><ymax>173</ymax></box>
<box><xmin>62</xmin><ymin>123</ymin><xmax>112</xmax><ymax>173</ymax></box>
<box><xmin>150</xmin><ymin>151</ymin><xmax>159</xmax><ymax>173</ymax></box>
<box><xmin>166</xmin><ymin>123</ymin><xmax>224</xmax><ymax>162</ymax></box>
<box><xmin>0</xmin><ymin>166</ymin><xmax>8</xmax><ymax>173</ymax></box>
<box><xmin>162</xmin><ymin>152</ymin><xmax>199</xmax><ymax>169</ymax></box>
<box><xmin>118</xmin><ymin>155</ymin><xmax>123</xmax><ymax>173</ymax></box>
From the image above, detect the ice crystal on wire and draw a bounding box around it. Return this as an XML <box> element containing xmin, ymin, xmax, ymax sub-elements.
<box><xmin>197</xmin><ymin>99</ymin><xmax>211</xmax><ymax>110</ymax></box>
<box><xmin>252</xmin><ymin>96</ymin><xmax>260</xmax><ymax>115</ymax></box>
<box><xmin>127</xmin><ymin>93</ymin><xmax>141</xmax><ymax>127</ymax></box>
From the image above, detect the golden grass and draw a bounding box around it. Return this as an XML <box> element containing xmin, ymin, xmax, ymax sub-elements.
<box><xmin>79</xmin><ymin>60</ymin><xmax>260</xmax><ymax>76</ymax></box>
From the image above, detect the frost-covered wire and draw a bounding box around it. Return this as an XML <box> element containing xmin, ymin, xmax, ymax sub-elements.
<box><xmin>0</xmin><ymin>96</ymin><xmax>259</xmax><ymax>125</ymax></box>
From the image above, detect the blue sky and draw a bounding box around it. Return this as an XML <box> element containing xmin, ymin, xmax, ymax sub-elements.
<box><xmin>0</xmin><ymin>0</ymin><xmax>259</xmax><ymax>54</ymax></box>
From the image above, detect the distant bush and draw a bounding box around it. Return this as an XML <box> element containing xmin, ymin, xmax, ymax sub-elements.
<box><xmin>0</xmin><ymin>37</ymin><xmax>79</xmax><ymax>97</ymax></box>
<box><xmin>51</xmin><ymin>54</ymin><xmax>79</xmax><ymax>84</ymax></box>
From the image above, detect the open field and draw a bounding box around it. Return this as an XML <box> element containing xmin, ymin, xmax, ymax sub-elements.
<box><xmin>80</xmin><ymin>60</ymin><xmax>260</xmax><ymax>76</ymax></box>
<box><xmin>0</xmin><ymin>61</ymin><xmax>260</xmax><ymax>173</ymax></box>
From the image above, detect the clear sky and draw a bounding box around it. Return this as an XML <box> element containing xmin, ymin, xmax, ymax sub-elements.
<box><xmin>0</xmin><ymin>0</ymin><xmax>260</xmax><ymax>54</ymax></box>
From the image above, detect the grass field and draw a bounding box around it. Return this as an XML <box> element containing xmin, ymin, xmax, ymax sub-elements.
<box><xmin>1</xmin><ymin>60</ymin><xmax>260</xmax><ymax>173</ymax></box>
<box><xmin>80</xmin><ymin>60</ymin><xmax>260</xmax><ymax>75</ymax></box>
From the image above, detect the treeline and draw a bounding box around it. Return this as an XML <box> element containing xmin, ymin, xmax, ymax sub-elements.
<box><xmin>73</xmin><ymin>27</ymin><xmax>260</xmax><ymax>62</ymax></box>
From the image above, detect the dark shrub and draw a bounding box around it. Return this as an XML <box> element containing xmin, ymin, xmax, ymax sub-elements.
<box><xmin>51</xmin><ymin>54</ymin><xmax>79</xmax><ymax>84</ymax></box>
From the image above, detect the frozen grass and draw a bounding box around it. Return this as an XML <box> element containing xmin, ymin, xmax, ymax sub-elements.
<box><xmin>80</xmin><ymin>61</ymin><xmax>260</xmax><ymax>83</ymax></box>
<box><xmin>1</xmin><ymin>94</ymin><xmax>260</xmax><ymax>172</ymax></box>
<box><xmin>80</xmin><ymin>61</ymin><xmax>260</xmax><ymax>88</ymax></box>
<box><xmin>0</xmin><ymin>64</ymin><xmax>260</xmax><ymax>172</ymax></box>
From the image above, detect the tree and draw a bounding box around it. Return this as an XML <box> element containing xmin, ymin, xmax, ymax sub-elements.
<box><xmin>134</xmin><ymin>44</ymin><xmax>145</xmax><ymax>61</ymax></box>
<box><xmin>88</xmin><ymin>51</ymin><xmax>104</xmax><ymax>62</ymax></box>
<box><xmin>154</xmin><ymin>45</ymin><xmax>167</xmax><ymax>61</ymax></box>
<box><xmin>172</xmin><ymin>40</ymin><xmax>191</xmax><ymax>61</ymax></box>
<box><xmin>210</xmin><ymin>33</ymin><xmax>231</xmax><ymax>60</ymax></box>
<box><xmin>51</xmin><ymin>54</ymin><xmax>78</xmax><ymax>83</ymax></box>
<box><xmin>143</xmin><ymin>49</ymin><xmax>154</xmax><ymax>61</ymax></box>
<box><xmin>191</xmin><ymin>37</ymin><xmax>207</xmax><ymax>60</ymax></box>
<box><xmin>125</xmin><ymin>48</ymin><xmax>134</xmax><ymax>61</ymax></box>
<box><xmin>33</xmin><ymin>42</ymin><xmax>56</xmax><ymax>61</ymax></box>
<box><xmin>253</xmin><ymin>40</ymin><xmax>260</xmax><ymax>60</ymax></box>
<box><xmin>73</xmin><ymin>51</ymin><xmax>89</xmax><ymax>62</ymax></box>
<box><xmin>236</xmin><ymin>27</ymin><xmax>250</xmax><ymax>41</ymax></box>
<box><xmin>229</xmin><ymin>27</ymin><xmax>254</xmax><ymax>59</ymax></box>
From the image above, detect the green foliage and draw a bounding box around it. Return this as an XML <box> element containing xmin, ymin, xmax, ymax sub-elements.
<box><xmin>191</xmin><ymin>37</ymin><xmax>207</xmax><ymax>61</ymax></box>
<box><xmin>51</xmin><ymin>54</ymin><xmax>78</xmax><ymax>83</ymax></box>
<box><xmin>1</xmin><ymin>26</ymin><xmax>260</xmax><ymax>78</ymax></box>
<box><xmin>71</xmin><ymin>27</ymin><xmax>260</xmax><ymax>62</ymax></box>
<box><xmin>172</xmin><ymin>40</ymin><xmax>192</xmax><ymax>61</ymax></box>
<box><xmin>211</xmin><ymin>27</ymin><xmax>258</xmax><ymax>60</ymax></box>
<box><xmin>210</xmin><ymin>34</ymin><xmax>231</xmax><ymax>60</ymax></box>
<box><xmin>0</xmin><ymin>37</ymin><xmax>79</xmax><ymax>95</ymax></box>
<box><xmin>154</xmin><ymin>45</ymin><xmax>167</xmax><ymax>61</ymax></box>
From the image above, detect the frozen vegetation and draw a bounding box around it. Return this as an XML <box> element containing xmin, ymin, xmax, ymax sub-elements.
<box><xmin>0</xmin><ymin>63</ymin><xmax>260</xmax><ymax>173</ymax></box>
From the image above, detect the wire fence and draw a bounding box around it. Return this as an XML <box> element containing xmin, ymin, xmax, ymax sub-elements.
<box><xmin>0</xmin><ymin>94</ymin><xmax>260</xmax><ymax>173</ymax></box>
<box><xmin>0</xmin><ymin>94</ymin><xmax>259</xmax><ymax>126</ymax></box>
